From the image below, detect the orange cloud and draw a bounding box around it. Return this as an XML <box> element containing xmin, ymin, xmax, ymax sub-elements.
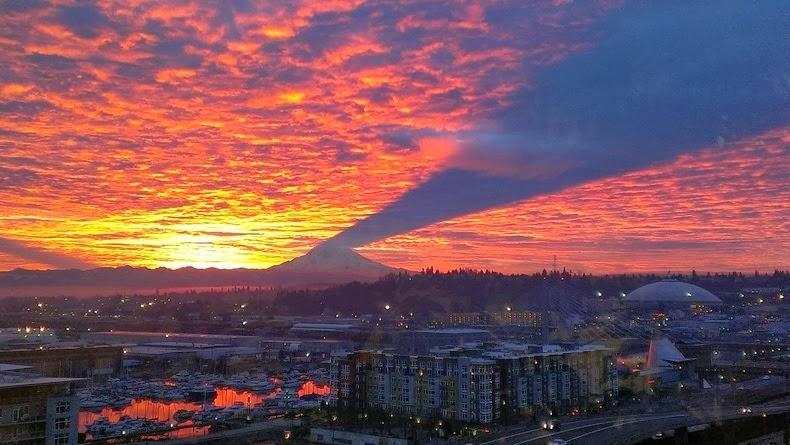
<box><xmin>279</xmin><ymin>91</ymin><xmax>305</xmax><ymax>103</ymax></box>
<box><xmin>1</xmin><ymin>83</ymin><xmax>34</xmax><ymax>96</ymax></box>
<box><xmin>260</xmin><ymin>27</ymin><xmax>295</xmax><ymax>39</ymax></box>
<box><xmin>155</xmin><ymin>68</ymin><xmax>198</xmax><ymax>84</ymax></box>
<box><xmin>0</xmin><ymin>0</ymin><xmax>784</xmax><ymax>273</ymax></box>
<box><xmin>362</xmin><ymin>129</ymin><xmax>790</xmax><ymax>274</ymax></box>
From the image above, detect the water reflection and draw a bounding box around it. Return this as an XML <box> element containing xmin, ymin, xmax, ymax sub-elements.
<box><xmin>214</xmin><ymin>386</ymin><xmax>280</xmax><ymax>407</ymax></box>
<box><xmin>298</xmin><ymin>381</ymin><xmax>331</xmax><ymax>397</ymax></box>
<box><xmin>78</xmin><ymin>399</ymin><xmax>209</xmax><ymax>440</ymax></box>
<box><xmin>79</xmin><ymin>399</ymin><xmax>201</xmax><ymax>429</ymax></box>
<box><xmin>79</xmin><ymin>381</ymin><xmax>329</xmax><ymax>440</ymax></box>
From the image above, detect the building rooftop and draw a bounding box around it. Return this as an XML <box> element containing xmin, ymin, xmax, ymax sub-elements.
<box><xmin>260</xmin><ymin>338</ymin><xmax>349</xmax><ymax>344</ymax></box>
<box><xmin>0</xmin><ymin>376</ymin><xmax>86</xmax><ymax>389</ymax></box>
<box><xmin>291</xmin><ymin>323</ymin><xmax>355</xmax><ymax>331</ymax></box>
<box><xmin>646</xmin><ymin>336</ymin><xmax>693</xmax><ymax>371</ymax></box>
<box><xmin>345</xmin><ymin>341</ymin><xmax>610</xmax><ymax>361</ymax></box>
<box><xmin>0</xmin><ymin>363</ymin><xmax>33</xmax><ymax>372</ymax></box>
<box><xmin>412</xmin><ymin>328</ymin><xmax>490</xmax><ymax>334</ymax></box>
<box><xmin>87</xmin><ymin>331</ymin><xmax>255</xmax><ymax>340</ymax></box>
<box><xmin>142</xmin><ymin>341</ymin><xmax>229</xmax><ymax>349</ymax></box>
<box><xmin>481</xmin><ymin>343</ymin><xmax>610</xmax><ymax>359</ymax></box>
<box><xmin>125</xmin><ymin>346</ymin><xmax>198</xmax><ymax>356</ymax></box>
<box><xmin>0</xmin><ymin>343</ymin><xmax>122</xmax><ymax>353</ymax></box>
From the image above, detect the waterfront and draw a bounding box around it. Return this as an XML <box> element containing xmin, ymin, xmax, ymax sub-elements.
<box><xmin>79</xmin><ymin>381</ymin><xmax>330</xmax><ymax>441</ymax></box>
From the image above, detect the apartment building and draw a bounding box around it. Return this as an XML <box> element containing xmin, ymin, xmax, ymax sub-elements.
<box><xmin>490</xmin><ymin>310</ymin><xmax>543</xmax><ymax>327</ymax></box>
<box><xmin>0</xmin><ymin>345</ymin><xmax>123</xmax><ymax>383</ymax></box>
<box><xmin>490</xmin><ymin>345</ymin><xmax>619</xmax><ymax>419</ymax></box>
<box><xmin>330</xmin><ymin>342</ymin><xmax>617</xmax><ymax>424</ymax></box>
<box><xmin>0</xmin><ymin>364</ymin><xmax>83</xmax><ymax>445</ymax></box>
<box><xmin>446</xmin><ymin>310</ymin><xmax>543</xmax><ymax>327</ymax></box>
<box><xmin>331</xmin><ymin>351</ymin><xmax>499</xmax><ymax>423</ymax></box>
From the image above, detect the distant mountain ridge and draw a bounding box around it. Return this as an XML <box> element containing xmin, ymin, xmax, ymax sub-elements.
<box><xmin>0</xmin><ymin>246</ymin><xmax>401</xmax><ymax>297</ymax></box>
<box><xmin>273</xmin><ymin>244</ymin><xmax>395</xmax><ymax>275</ymax></box>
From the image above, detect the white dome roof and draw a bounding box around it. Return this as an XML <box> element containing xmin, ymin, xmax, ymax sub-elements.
<box><xmin>625</xmin><ymin>279</ymin><xmax>722</xmax><ymax>305</ymax></box>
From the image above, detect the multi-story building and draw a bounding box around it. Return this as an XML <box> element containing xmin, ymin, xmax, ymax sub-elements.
<box><xmin>330</xmin><ymin>342</ymin><xmax>617</xmax><ymax>424</ymax></box>
<box><xmin>446</xmin><ymin>312</ymin><xmax>487</xmax><ymax>326</ymax></box>
<box><xmin>446</xmin><ymin>311</ymin><xmax>543</xmax><ymax>327</ymax></box>
<box><xmin>331</xmin><ymin>351</ymin><xmax>499</xmax><ymax>423</ymax></box>
<box><xmin>0</xmin><ymin>345</ymin><xmax>123</xmax><ymax>382</ymax></box>
<box><xmin>490</xmin><ymin>310</ymin><xmax>542</xmax><ymax>327</ymax></box>
<box><xmin>0</xmin><ymin>364</ymin><xmax>83</xmax><ymax>445</ymax></box>
<box><xmin>488</xmin><ymin>344</ymin><xmax>619</xmax><ymax>420</ymax></box>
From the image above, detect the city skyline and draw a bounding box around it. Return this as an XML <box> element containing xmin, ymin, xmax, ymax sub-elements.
<box><xmin>1</xmin><ymin>0</ymin><xmax>788</xmax><ymax>274</ymax></box>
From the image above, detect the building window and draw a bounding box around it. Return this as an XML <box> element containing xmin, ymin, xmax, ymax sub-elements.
<box><xmin>55</xmin><ymin>436</ymin><xmax>70</xmax><ymax>445</ymax></box>
<box><xmin>56</xmin><ymin>401</ymin><xmax>71</xmax><ymax>414</ymax></box>
<box><xmin>12</xmin><ymin>405</ymin><xmax>29</xmax><ymax>421</ymax></box>
<box><xmin>55</xmin><ymin>418</ymin><xmax>70</xmax><ymax>430</ymax></box>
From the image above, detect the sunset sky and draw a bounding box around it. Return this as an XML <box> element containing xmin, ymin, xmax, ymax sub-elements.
<box><xmin>0</xmin><ymin>0</ymin><xmax>787</xmax><ymax>273</ymax></box>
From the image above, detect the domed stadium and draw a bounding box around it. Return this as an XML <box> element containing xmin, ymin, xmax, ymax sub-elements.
<box><xmin>624</xmin><ymin>279</ymin><xmax>722</xmax><ymax>307</ymax></box>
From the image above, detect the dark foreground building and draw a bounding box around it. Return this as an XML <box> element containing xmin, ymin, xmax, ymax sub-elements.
<box><xmin>0</xmin><ymin>364</ymin><xmax>83</xmax><ymax>445</ymax></box>
<box><xmin>0</xmin><ymin>345</ymin><xmax>123</xmax><ymax>382</ymax></box>
<box><xmin>330</xmin><ymin>342</ymin><xmax>618</xmax><ymax>424</ymax></box>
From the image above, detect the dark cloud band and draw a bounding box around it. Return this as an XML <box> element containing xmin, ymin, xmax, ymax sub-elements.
<box><xmin>326</xmin><ymin>0</ymin><xmax>790</xmax><ymax>248</ymax></box>
<box><xmin>0</xmin><ymin>237</ymin><xmax>94</xmax><ymax>269</ymax></box>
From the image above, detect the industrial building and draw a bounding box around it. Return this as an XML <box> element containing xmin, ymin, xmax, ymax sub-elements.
<box><xmin>82</xmin><ymin>331</ymin><xmax>262</xmax><ymax>348</ymax></box>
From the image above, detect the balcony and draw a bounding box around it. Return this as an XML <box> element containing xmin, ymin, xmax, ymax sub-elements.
<box><xmin>0</xmin><ymin>415</ymin><xmax>46</xmax><ymax>427</ymax></box>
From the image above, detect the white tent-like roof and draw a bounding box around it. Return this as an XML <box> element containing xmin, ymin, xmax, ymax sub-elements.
<box><xmin>646</xmin><ymin>336</ymin><xmax>693</xmax><ymax>372</ymax></box>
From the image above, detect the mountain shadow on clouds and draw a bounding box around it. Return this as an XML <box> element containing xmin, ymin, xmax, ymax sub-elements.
<box><xmin>324</xmin><ymin>0</ymin><xmax>790</xmax><ymax>249</ymax></box>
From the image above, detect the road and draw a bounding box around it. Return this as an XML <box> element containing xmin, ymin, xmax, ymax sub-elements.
<box><xmin>137</xmin><ymin>418</ymin><xmax>299</xmax><ymax>445</ymax></box>
<box><xmin>477</xmin><ymin>400</ymin><xmax>790</xmax><ymax>445</ymax></box>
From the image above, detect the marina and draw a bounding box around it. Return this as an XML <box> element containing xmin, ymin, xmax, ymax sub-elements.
<box><xmin>78</xmin><ymin>369</ymin><xmax>331</xmax><ymax>441</ymax></box>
